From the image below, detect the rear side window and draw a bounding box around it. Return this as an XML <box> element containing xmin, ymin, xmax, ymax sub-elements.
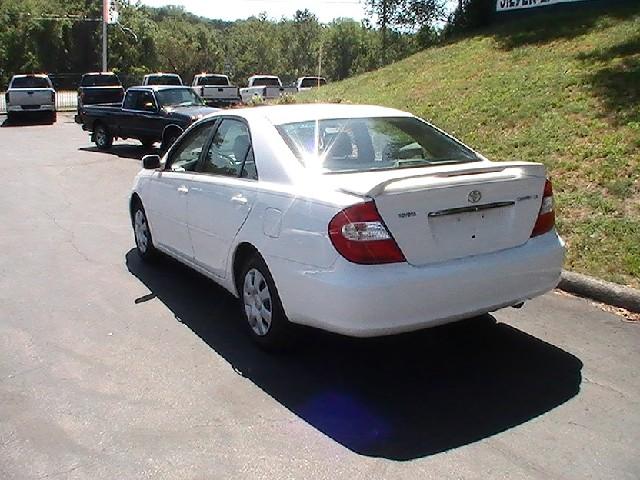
<box><xmin>11</xmin><ymin>77</ymin><xmax>51</xmax><ymax>89</ymax></box>
<box><xmin>81</xmin><ymin>74</ymin><xmax>121</xmax><ymax>87</ymax></box>
<box><xmin>276</xmin><ymin>116</ymin><xmax>480</xmax><ymax>174</ymax></box>
<box><xmin>123</xmin><ymin>91</ymin><xmax>140</xmax><ymax>109</ymax></box>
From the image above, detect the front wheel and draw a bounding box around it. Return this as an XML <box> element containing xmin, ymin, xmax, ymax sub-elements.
<box><xmin>240</xmin><ymin>254</ymin><xmax>294</xmax><ymax>350</ymax></box>
<box><xmin>132</xmin><ymin>202</ymin><xmax>158</xmax><ymax>261</ymax></box>
<box><xmin>94</xmin><ymin>123</ymin><xmax>113</xmax><ymax>150</ymax></box>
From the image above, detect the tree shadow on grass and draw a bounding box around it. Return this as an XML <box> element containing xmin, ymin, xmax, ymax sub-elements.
<box><xmin>578</xmin><ymin>35</ymin><xmax>640</xmax><ymax>126</ymax></box>
<box><xmin>493</xmin><ymin>2</ymin><xmax>640</xmax><ymax>51</ymax></box>
<box><xmin>126</xmin><ymin>249</ymin><xmax>583</xmax><ymax>460</ymax></box>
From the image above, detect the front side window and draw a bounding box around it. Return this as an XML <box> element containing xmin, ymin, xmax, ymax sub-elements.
<box><xmin>136</xmin><ymin>91</ymin><xmax>156</xmax><ymax>111</ymax></box>
<box><xmin>199</xmin><ymin>119</ymin><xmax>254</xmax><ymax>178</ymax></box>
<box><xmin>276</xmin><ymin>116</ymin><xmax>480</xmax><ymax>174</ymax></box>
<box><xmin>167</xmin><ymin>124</ymin><xmax>213</xmax><ymax>172</ymax></box>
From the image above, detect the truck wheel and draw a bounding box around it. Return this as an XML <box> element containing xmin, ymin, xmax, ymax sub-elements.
<box><xmin>94</xmin><ymin>123</ymin><xmax>113</xmax><ymax>150</ymax></box>
<box><xmin>50</xmin><ymin>111</ymin><xmax>57</xmax><ymax>124</ymax></box>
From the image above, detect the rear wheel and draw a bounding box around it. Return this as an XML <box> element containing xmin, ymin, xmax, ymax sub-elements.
<box><xmin>49</xmin><ymin>111</ymin><xmax>57</xmax><ymax>124</ymax></box>
<box><xmin>132</xmin><ymin>201</ymin><xmax>158</xmax><ymax>262</ymax></box>
<box><xmin>240</xmin><ymin>254</ymin><xmax>294</xmax><ymax>350</ymax></box>
<box><xmin>94</xmin><ymin>123</ymin><xmax>113</xmax><ymax>150</ymax></box>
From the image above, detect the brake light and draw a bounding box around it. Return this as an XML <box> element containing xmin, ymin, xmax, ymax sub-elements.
<box><xmin>51</xmin><ymin>91</ymin><xmax>55</xmax><ymax>103</ymax></box>
<box><xmin>328</xmin><ymin>201</ymin><xmax>405</xmax><ymax>264</ymax></box>
<box><xmin>4</xmin><ymin>92</ymin><xmax>8</xmax><ymax>104</ymax></box>
<box><xmin>531</xmin><ymin>179</ymin><xmax>555</xmax><ymax>237</ymax></box>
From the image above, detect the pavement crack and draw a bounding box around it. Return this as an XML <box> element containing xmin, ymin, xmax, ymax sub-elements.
<box><xmin>45</xmin><ymin>211</ymin><xmax>93</xmax><ymax>264</ymax></box>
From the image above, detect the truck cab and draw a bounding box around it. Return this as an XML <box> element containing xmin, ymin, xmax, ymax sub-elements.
<box><xmin>296</xmin><ymin>76</ymin><xmax>327</xmax><ymax>91</ymax></box>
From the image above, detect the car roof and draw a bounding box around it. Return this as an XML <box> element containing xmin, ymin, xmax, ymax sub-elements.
<box><xmin>230</xmin><ymin>103</ymin><xmax>413</xmax><ymax>125</ymax></box>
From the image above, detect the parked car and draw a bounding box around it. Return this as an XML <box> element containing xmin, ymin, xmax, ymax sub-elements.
<box><xmin>5</xmin><ymin>74</ymin><xmax>56</xmax><ymax>122</ymax></box>
<box><xmin>239</xmin><ymin>75</ymin><xmax>297</xmax><ymax>103</ymax></box>
<box><xmin>142</xmin><ymin>73</ymin><xmax>183</xmax><ymax>86</ymax></box>
<box><xmin>296</xmin><ymin>76</ymin><xmax>327</xmax><ymax>91</ymax></box>
<box><xmin>129</xmin><ymin>104</ymin><xmax>565</xmax><ymax>349</ymax></box>
<box><xmin>77</xmin><ymin>72</ymin><xmax>124</xmax><ymax>114</ymax></box>
<box><xmin>191</xmin><ymin>73</ymin><xmax>241</xmax><ymax>107</ymax></box>
<box><xmin>78</xmin><ymin>86</ymin><xmax>217</xmax><ymax>151</ymax></box>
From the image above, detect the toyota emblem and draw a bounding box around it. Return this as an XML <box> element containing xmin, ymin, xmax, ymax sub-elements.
<box><xmin>468</xmin><ymin>190</ymin><xmax>482</xmax><ymax>203</ymax></box>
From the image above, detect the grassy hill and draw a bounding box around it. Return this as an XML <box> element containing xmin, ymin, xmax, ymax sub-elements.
<box><xmin>303</xmin><ymin>3</ymin><xmax>640</xmax><ymax>288</ymax></box>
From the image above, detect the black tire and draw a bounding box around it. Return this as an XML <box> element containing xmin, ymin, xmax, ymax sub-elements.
<box><xmin>50</xmin><ymin>111</ymin><xmax>57</xmax><ymax>124</ymax></box>
<box><xmin>6</xmin><ymin>112</ymin><xmax>16</xmax><ymax>124</ymax></box>
<box><xmin>239</xmin><ymin>253</ymin><xmax>294</xmax><ymax>350</ymax></box>
<box><xmin>132</xmin><ymin>201</ymin><xmax>158</xmax><ymax>262</ymax></box>
<box><xmin>94</xmin><ymin>122</ymin><xmax>113</xmax><ymax>150</ymax></box>
<box><xmin>161</xmin><ymin>130</ymin><xmax>181</xmax><ymax>153</ymax></box>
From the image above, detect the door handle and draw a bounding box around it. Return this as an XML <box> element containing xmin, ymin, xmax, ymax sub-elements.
<box><xmin>177</xmin><ymin>185</ymin><xmax>189</xmax><ymax>194</ymax></box>
<box><xmin>231</xmin><ymin>194</ymin><xmax>248</xmax><ymax>204</ymax></box>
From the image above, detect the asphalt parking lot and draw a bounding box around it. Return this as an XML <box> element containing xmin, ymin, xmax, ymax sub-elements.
<box><xmin>0</xmin><ymin>113</ymin><xmax>639</xmax><ymax>479</ymax></box>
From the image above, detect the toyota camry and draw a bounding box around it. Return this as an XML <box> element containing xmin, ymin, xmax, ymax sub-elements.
<box><xmin>129</xmin><ymin>104</ymin><xmax>565</xmax><ymax>349</ymax></box>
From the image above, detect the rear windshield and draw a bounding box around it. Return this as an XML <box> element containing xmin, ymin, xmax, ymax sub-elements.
<box><xmin>276</xmin><ymin>116</ymin><xmax>480</xmax><ymax>173</ymax></box>
<box><xmin>300</xmin><ymin>77</ymin><xmax>327</xmax><ymax>88</ymax></box>
<box><xmin>252</xmin><ymin>77</ymin><xmax>280</xmax><ymax>87</ymax></box>
<box><xmin>197</xmin><ymin>76</ymin><xmax>229</xmax><ymax>86</ymax></box>
<box><xmin>146</xmin><ymin>75</ymin><xmax>182</xmax><ymax>86</ymax></box>
<box><xmin>81</xmin><ymin>74</ymin><xmax>121</xmax><ymax>87</ymax></box>
<box><xmin>11</xmin><ymin>77</ymin><xmax>50</xmax><ymax>89</ymax></box>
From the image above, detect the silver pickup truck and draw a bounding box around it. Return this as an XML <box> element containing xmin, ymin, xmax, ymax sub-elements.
<box><xmin>191</xmin><ymin>74</ymin><xmax>240</xmax><ymax>107</ymax></box>
<box><xmin>5</xmin><ymin>74</ymin><xmax>56</xmax><ymax>122</ymax></box>
<box><xmin>239</xmin><ymin>75</ymin><xmax>298</xmax><ymax>103</ymax></box>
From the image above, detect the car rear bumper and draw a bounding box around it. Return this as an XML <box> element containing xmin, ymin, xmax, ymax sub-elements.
<box><xmin>7</xmin><ymin>104</ymin><xmax>55</xmax><ymax>112</ymax></box>
<box><xmin>267</xmin><ymin>230</ymin><xmax>565</xmax><ymax>337</ymax></box>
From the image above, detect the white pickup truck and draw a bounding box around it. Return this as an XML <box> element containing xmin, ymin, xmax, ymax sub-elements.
<box><xmin>239</xmin><ymin>75</ymin><xmax>298</xmax><ymax>103</ymax></box>
<box><xmin>296</xmin><ymin>76</ymin><xmax>327</xmax><ymax>91</ymax></box>
<box><xmin>5</xmin><ymin>74</ymin><xmax>56</xmax><ymax>122</ymax></box>
<box><xmin>191</xmin><ymin>74</ymin><xmax>240</xmax><ymax>107</ymax></box>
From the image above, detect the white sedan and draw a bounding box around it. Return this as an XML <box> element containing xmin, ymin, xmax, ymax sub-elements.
<box><xmin>130</xmin><ymin>104</ymin><xmax>565</xmax><ymax>349</ymax></box>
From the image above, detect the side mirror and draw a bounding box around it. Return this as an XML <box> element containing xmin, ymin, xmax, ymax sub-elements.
<box><xmin>142</xmin><ymin>154</ymin><xmax>161</xmax><ymax>170</ymax></box>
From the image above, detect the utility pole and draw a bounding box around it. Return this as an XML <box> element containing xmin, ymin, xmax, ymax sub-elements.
<box><xmin>102</xmin><ymin>0</ymin><xmax>108</xmax><ymax>72</ymax></box>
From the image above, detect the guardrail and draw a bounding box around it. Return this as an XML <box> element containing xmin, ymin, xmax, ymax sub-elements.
<box><xmin>0</xmin><ymin>90</ymin><xmax>78</xmax><ymax>114</ymax></box>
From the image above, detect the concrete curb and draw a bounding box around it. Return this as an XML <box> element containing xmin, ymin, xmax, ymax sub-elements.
<box><xmin>558</xmin><ymin>271</ymin><xmax>640</xmax><ymax>313</ymax></box>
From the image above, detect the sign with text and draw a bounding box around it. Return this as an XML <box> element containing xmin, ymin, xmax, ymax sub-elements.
<box><xmin>496</xmin><ymin>0</ymin><xmax>588</xmax><ymax>12</ymax></box>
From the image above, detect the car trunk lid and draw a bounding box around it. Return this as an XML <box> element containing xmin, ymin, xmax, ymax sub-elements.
<box><xmin>325</xmin><ymin>161</ymin><xmax>547</xmax><ymax>266</ymax></box>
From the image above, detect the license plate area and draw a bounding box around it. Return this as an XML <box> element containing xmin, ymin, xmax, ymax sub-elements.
<box><xmin>428</xmin><ymin>203</ymin><xmax>513</xmax><ymax>243</ymax></box>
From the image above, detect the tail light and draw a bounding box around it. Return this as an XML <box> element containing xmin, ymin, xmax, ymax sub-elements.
<box><xmin>328</xmin><ymin>201</ymin><xmax>405</xmax><ymax>264</ymax></box>
<box><xmin>200</xmin><ymin>86</ymin><xmax>204</xmax><ymax>96</ymax></box>
<box><xmin>4</xmin><ymin>92</ymin><xmax>8</xmax><ymax>104</ymax></box>
<box><xmin>51</xmin><ymin>91</ymin><xmax>55</xmax><ymax>103</ymax></box>
<box><xmin>531</xmin><ymin>179</ymin><xmax>555</xmax><ymax>237</ymax></box>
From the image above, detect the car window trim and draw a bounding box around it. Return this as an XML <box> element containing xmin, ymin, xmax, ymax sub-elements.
<box><xmin>194</xmin><ymin>116</ymin><xmax>258</xmax><ymax>181</ymax></box>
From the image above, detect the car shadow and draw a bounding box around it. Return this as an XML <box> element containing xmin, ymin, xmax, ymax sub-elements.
<box><xmin>78</xmin><ymin>144</ymin><xmax>159</xmax><ymax>161</ymax></box>
<box><xmin>125</xmin><ymin>249</ymin><xmax>583</xmax><ymax>460</ymax></box>
<box><xmin>1</xmin><ymin>112</ymin><xmax>56</xmax><ymax>127</ymax></box>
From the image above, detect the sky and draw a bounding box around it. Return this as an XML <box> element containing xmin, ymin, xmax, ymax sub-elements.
<box><xmin>139</xmin><ymin>0</ymin><xmax>367</xmax><ymax>23</ymax></box>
